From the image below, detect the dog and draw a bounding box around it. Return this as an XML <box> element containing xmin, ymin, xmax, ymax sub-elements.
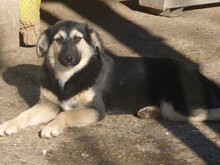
<box><xmin>0</xmin><ymin>21</ymin><xmax>220</xmax><ymax>138</ymax></box>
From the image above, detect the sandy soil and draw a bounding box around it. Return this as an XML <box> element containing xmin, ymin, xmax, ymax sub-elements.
<box><xmin>0</xmin><ymin>0</ymin><xmax>220</xmax><ymax>164</ymax></box>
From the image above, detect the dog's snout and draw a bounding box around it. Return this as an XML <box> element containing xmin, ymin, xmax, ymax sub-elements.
<box><xmin>64</xmin><ymin>55</ymin><xmax>73</xmax><ymax>63</ymax></box>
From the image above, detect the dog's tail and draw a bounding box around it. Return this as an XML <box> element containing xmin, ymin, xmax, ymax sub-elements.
<box><xmin>161</xmin><ymin>74</ymin><xmax>220</xmax><ymax>122</ymax></box>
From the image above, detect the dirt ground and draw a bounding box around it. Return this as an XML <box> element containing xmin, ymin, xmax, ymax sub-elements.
<box><xmin>0</xmin><ymin>0</ymin><xmax>220</xmax><ymax>164</ymax></box>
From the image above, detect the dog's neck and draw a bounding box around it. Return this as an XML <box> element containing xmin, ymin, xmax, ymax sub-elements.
<box><xmin>54</xmin><ymin>55</ymin><xmax>92</xmax><ymax>89</ymax></box>
<box><xmin>41</xmin><ymin>55</ymin><xmax>103</xmax><ymax>101</ymax></box>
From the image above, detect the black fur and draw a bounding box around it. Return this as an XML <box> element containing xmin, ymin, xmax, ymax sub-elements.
<box><xmin>103</xmin><ymin>56</ymin><xmax>220</xmax><ymax>117</ymax></box>
<box><xmin>41</xmin><ymin>54</ymin><xmax>102</xmax><ymax>102</ymax></box>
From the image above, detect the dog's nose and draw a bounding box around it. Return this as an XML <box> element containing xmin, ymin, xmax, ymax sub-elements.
<box><xmin>64</xmin><ymin>55</ymin><xmax>73</xmax><ymax>63</ymax></box>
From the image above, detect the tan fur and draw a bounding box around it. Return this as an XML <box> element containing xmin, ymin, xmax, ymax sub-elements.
<box><xmin>41</xmin><ymin>81</ymin><xmax>97</xmax><ymax>112</ymax></box>
<box><xmin>69</xmin><ymin>29</ymin><xmax>83</xmax><ymax>39</ymax></box>
<box><xmin>40</xmin><ymin>87</ymin><xmax>60</xmax><ymax>105</ymax></box>
<box><xmin>90</xmin><ymin>32</ymin><xmax>103</xmax><ymax>53</ymax></box>
<box><xmin>61</xmin><ymin>88</ymin><xmax>95</xmax><ymax>111</ymax></box>
<box><xmin>36</xmin><ymin>33</ymin><xmax>49</xmax><ymax>58</ymax></box>
<box><xmin>0</xmin><ymin>100</ymin><xmax>60</xmax><ymax>136</ymax></box>
<box><xmin>0</xmin><ymin>85</ymin><xmax>100</xmax><ymax>138</ymax></box>
<box><xmin>54</xmin><ymin>30</ymin><xmax>67</xmax><ymax>40</ymax></box>
<box><xmin>47</xmin><ymin>36</ymin><xmax>62</xmax><ymax>67</ymax></box>
<box><xmin>41</xmin><ymin>107</ymin><xmax>98</xmax><ymax>138</ymax></box>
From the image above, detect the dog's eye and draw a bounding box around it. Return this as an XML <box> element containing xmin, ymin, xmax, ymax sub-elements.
<box><xmin>73</xmin><ymin>36</ymin><xmax>82</xmax><ymax>43</ymax></box>
<box><xmin>54</xmin><ymin>37</ymin><xmax>64</xmax><ymax>45</ymax></box>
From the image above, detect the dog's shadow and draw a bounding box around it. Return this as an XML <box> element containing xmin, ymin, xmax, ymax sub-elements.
<box><xmin>3</xmin><ymin>64</ymin><xmax>41</xmax><ymax>107</ymax></box>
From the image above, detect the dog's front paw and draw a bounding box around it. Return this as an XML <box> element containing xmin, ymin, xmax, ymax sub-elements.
<box><xmin>0</xmin><ymin>121</ymin><xmax>19</xmax><ymax>136</ymax></box>
<box><xmin>41</xmin><ymin>122</ymin><xmax>64</xmax><ymax>138</ymax></box>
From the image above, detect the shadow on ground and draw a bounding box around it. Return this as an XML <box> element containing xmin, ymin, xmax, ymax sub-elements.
<box><xmin>3</xmin><ymin>64</ymin><xmax>41</xmax><ymax>107</ymax></box>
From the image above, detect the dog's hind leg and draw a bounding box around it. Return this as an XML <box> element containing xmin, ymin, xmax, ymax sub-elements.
<box><xmin>41</xmin><ymin>107</ymin><xmax>99</xmax><ymax>138</ymax></box>
<box><xmin>0</xmin><ymin>100</ymin><xmax>60</xmax><ymax>136</ymax></box>
<box><xmin>137</xmin><ymin>106</ymin><xmax>161</xmax><ymax>119</ymax></box>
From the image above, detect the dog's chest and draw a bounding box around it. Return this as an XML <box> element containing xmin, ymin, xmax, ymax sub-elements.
<box><xmin>41</xmin><ymin>87</ymin><xmax>96</xmax><ymax>110</ymax></box>
<box><xmin>61</xmin><ymin>88</ymin><xmax>96</xmax><ymax>110</ymax></box>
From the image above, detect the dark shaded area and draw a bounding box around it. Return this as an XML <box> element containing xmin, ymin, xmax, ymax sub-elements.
<box><xmin>19</xmin><ymin>32</ymin><xmax>25</xmax><ymax>47</ymax></box>
<box><xmin>120</xmin><ymin>0</ymin><xmax>163</xmax><ymax>15</ymax></box>
<box><xmin>158</xmin><ymin>120</ymin><xmax>220</xmax><ymax>165</ymax></box>
<box><xmin>205</xmin><ymin>122</ymin><xmax>220</xmax><ymax>135</ymax></box>
<box><xmin>40</xmin><ymin>8</ymin><xmax>60</xmax><ymax>26</ymax></box>
<box><xmin>3</xmin><ymin>64</ymin><xmax>41</xmax><ymax>107</ymax></box>
<box><xmin>184</xmin><ymin>2</ymin><xmax>220</xmax><ymax>11</ymax></box>
<box><xmin>19</xmin><ymin>32</ymin><xmax>35</xmax><ymax>47</ymax></box>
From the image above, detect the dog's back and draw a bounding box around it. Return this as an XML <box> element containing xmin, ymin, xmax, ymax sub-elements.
<box><xmin>103</xmin><ymin>56</ymin><xmax>220</xmax><ymax>121</ymax></box>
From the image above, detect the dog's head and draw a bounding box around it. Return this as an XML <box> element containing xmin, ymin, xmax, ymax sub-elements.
<box><xmin>36</xmin><ymin>21</ymin><xmax>104</xmax><ymax>67</ymax></box>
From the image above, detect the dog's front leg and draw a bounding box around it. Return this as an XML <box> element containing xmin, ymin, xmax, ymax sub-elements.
<box><xmin>41</xmin><ymin>107</ymin><xmax>99</xmax><ymax>138</ymax></box>
<box><xmin>0</xmin><ymin>100</ymin><xmax>60</xmax><ymax>136</ymax></box>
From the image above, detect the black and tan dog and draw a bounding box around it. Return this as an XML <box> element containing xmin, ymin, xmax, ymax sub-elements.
<box><xmin>0</xmin><ymin>21</ymin><xmax>220</xmax><ymax>138</ymax></box>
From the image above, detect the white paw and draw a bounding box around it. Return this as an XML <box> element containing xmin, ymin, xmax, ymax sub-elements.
<box><xmin>0</xmin><ymin>121</ymin><xmax>18</xmax><ymax>136</ymax></box>
<box><xmin>41</xmin><ymin>123</ymin><xmax>63</xmax><ymax>138</ymax></box>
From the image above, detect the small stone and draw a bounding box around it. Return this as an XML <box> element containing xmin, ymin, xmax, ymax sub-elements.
<box><xmin>82</xmin><ymin>153</ymin><xmax>88</xmax><ymax>158</ymax></box>
<box><xmin>42</xmin><ymin>150</ymin><xmax>47</xmax><ymax>154</ymax></box>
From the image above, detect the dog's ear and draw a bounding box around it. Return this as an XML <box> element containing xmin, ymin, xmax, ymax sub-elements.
<box><xmin>36</xmin><ymin>31</ymin><xmax>50</xmax><ymax>58</ymax></box>
<box><xmin>86</xmin><ymin>24</ymin><xmax>105</xmax><ymax>55</ymax></box>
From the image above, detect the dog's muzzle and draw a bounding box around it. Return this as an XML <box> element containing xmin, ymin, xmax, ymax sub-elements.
<box><xmin>59</xmin><ymin>53</ymin><xmax>81</xmax><ymax>66</ymax></box>
<box><xmin>64</xmin><ymin>54</ymin><xmax>73</xmax><ymax>63</ymax></box>
<box><xmin>59</xmin><ymin>41</ymin><xmax>81</xmax><ymax>66</ymax></box>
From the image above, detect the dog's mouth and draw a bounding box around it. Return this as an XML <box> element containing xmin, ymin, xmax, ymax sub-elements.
<box><xmin>58</xmin><ymin>54</ymin><xmax>81</xmax><ymax>67</ymax></box>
